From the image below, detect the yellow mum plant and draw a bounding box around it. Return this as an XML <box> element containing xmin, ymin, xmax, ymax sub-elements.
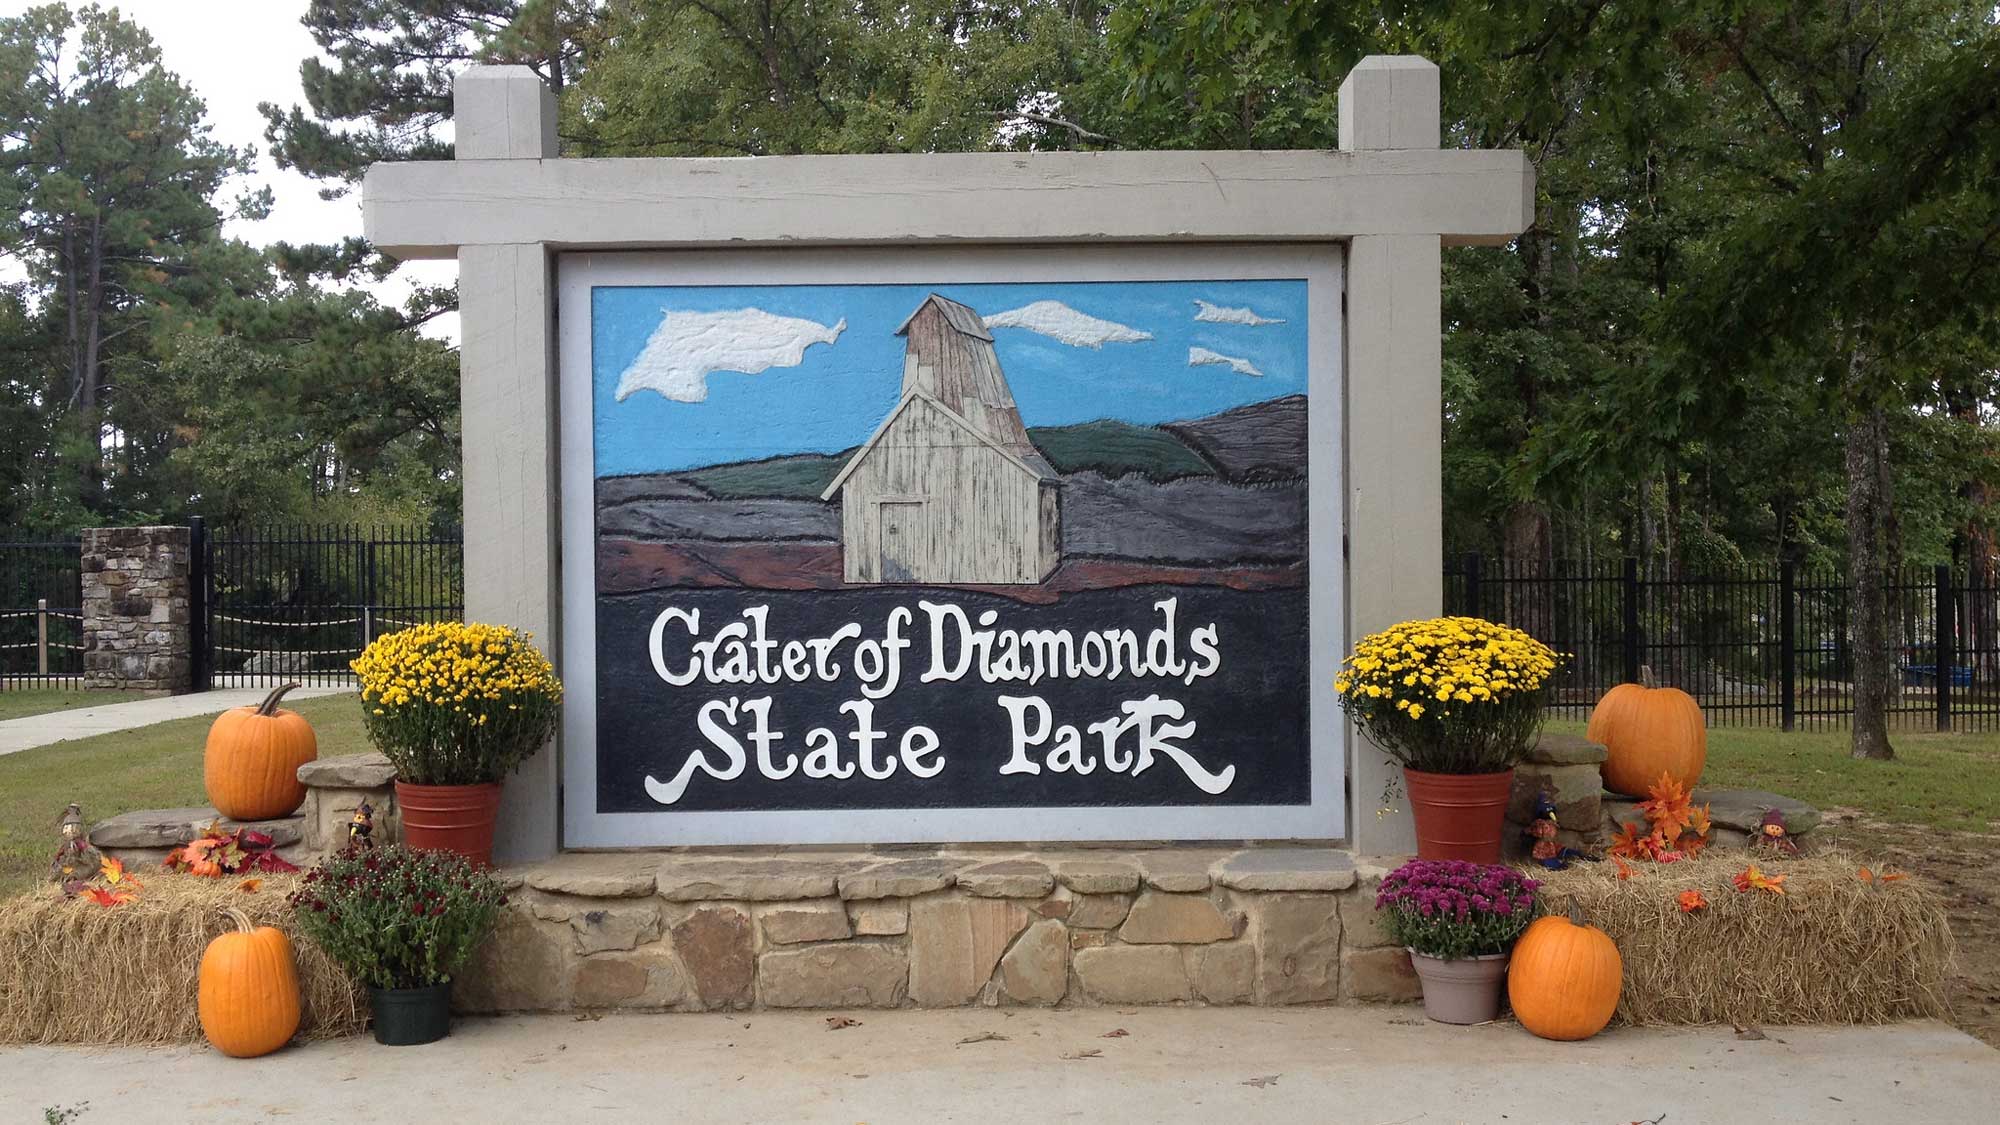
<box><xmin>1334</xmin><ymin>616</ymin><xmax>1559</xmax><ymax>774</ymax></box>
<box><xmin>352</xmin><ymin>621</ymin><xmax>563</xmax><ymax>786</ymax></box>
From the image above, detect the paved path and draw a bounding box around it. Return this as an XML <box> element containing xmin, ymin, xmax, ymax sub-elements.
<box><xmin>0</xmin><ymin>686</ymin><xmax>354</xmax><ymax>757</ymax></box>
<box><xmin>2</xmin><ymin>1009</ymin><xmax>1993</xmax><ymax>1124</ymax></box>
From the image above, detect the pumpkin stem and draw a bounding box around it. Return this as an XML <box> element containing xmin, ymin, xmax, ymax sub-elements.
<box><xmin>255</xmin><ymin>682</ymin><xmax>301</xmax><ymax>717</ymax></box>
<box><xmin>220</xmin><ymin>905</ymin><xmax>255</xmax><ymax>934</ymax></box>
<box><xmin>1637</xmin><ymin>665</ymin><xmax>1658</xmax><ymax>689</ymax></box>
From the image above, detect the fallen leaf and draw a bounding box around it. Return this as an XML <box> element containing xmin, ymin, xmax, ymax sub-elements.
<box><xmin>1732</xmin><ymin>864</ymin><xmax>1787</xmax><ymax>895</ymax></box>
<box><xmin>957</xmin><ymin>1032</ymin><xmax>1007</xmax><ymax>1046</ymax></box>
<box><xmin>1677</xmin><ymin>889</ymin><xmax>1708</xmax><ymax>913</ymax></box>
<box><xmin>1100</xmin><ymin>1028</ymin><xmax>1129</xmax><ymax>1038</ymax></box>
<box><xmin>825</xmin><ymin>1016</ymin><xmax>861</xmax><ymax>1030</ymax></box>
<box><xmin>1061</xmin><ymin>1048</ymin><xmax>1102</xmax><ymax>1060</ymax></box>
<box><xmin>79</xmin><ymin>887</ymin><xmax>134</xmax><ymax>907</ymax></box>
<box><xmin>237</xmin><ymin>878</ymin><xmax>263</xmax><ymax>893</ymax></box>
<box><xmin>1241</xmin><ymin>1075</ymin><xmax>1280</xmax><ymax>1088</ymax></box>
<box><xmin>1732</xmin><ymin>1024</ymin><xmax>1767</xmax><ymax>1041</ymax></box>
<box><xmin>572</xmin><ymin>1012</ymin><xmax>602</xmax><ymax>1022</ymax></box>
<box><xmin>100</xmin><ymin>856</ymin><xmax>140</xmax><ymax>888</ymax></box>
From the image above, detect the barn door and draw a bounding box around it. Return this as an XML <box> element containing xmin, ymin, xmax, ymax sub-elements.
<box><xmin>877</xmin><ymin>500</ymin><xmax>926</xmax><ymax>583</ymax></box>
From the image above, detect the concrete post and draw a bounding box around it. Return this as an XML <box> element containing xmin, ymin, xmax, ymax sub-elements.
<box><xmin>1341</xmin><ymin>57</ymin><xmax>1444</xmax><ymax>856</ymax></box>
<box><xmin>454</xmin><ymin>67</ymin><xmax>562</xmax><ymax>862</ymax></box>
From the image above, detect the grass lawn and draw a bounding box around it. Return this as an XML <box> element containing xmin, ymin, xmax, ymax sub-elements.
<box><xmin>0</xmin><ymin>688</ymin><xmax>157</xmax><ymax>722</ymax></box>
<box><xmin>0</xmin><ymin>694</ymin><xmax>368</xmax><ymax>897</ymax></box>
<box><xmin>1546</xmin><ymin>718</ymin><xmax>2000</xmax><ymax>831</ymax></box>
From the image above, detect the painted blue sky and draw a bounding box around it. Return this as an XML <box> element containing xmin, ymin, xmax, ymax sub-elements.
<box><xmin>591</xmin><ymin>278</ymin><xmax>1308</xmax><ymax>477</ymax></box>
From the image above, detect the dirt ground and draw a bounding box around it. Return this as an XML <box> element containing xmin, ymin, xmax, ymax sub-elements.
<box><xmin>1815</xmin><ymin>809</ymin><xmax>2000</xmax><ymax>1047</ymax></box>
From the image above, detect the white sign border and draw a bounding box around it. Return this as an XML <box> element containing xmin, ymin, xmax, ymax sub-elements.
<box><xmin>558</xmin><ymin>244</ymin><xmax>1345</xmax><ymax>846</ymax></box>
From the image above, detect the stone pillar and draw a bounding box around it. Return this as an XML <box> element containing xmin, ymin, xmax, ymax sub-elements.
<box><xmin>1341</xmin><ymin>57</ymin><xmax>1443</xmax><ymax>856</ymax></box>
<box><xmin>454</xmin><ymin>66</ymin><xmax>563</xmax><ymax>863</ymax></box>
<box><xmin>80</xmin><ymin>526</ymin><xmax>191</xmax><ymax>693</ymax></box>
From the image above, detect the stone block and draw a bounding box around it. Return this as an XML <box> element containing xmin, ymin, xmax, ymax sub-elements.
<box><xmin>526</xmin><ymin>853</ymin><xmax>660</xmax><ymax>898</ymax></box>
<box><xmin>573</xmin><ymin>957</ymin><xmax>649</xmax><ymax>1006</ymax></box>
<box><xmin>1337</xmin><ymin>890</ymin><xmax>1394</xmax><ymax>950</ymax></box>
<box><xmin>1342</xmin><ymin>946</ymin><xmax>1420</xmax><ymax>1002</ymax></box>
<box><xmin>1184</xmin><ymin>942</ymin><xmax>1256</xmax><ymax>1004</ymax></box>
<box><xmin>1693</xmin><ymin>788</ymin><xmax>1822</xmax><ymax>836</ymax></box>
<box><xmin>1070</xmin><ymin>929</ymin><xmax>1110</xmax><ymax>951</ymax></box>
<box><xmin>956</xmin><ymin>859</ymin><xmax>1054</xmax><ymax>898</ymax></box>
<box><xmin>1068</xmin><ymin>893</ymin><xmax>1132</xmax><ymax>930</ymax></box>
<box><xmin>759</xmin><ymin>899</ymin><xmax>853</xmax><ymax>945</ymax></box>
<box><xmin>908</xmin><ymin>896</ymin><xmax>1028</xmax><ymax>1006</ymax></box>
<box><xmin>1526</xmin><ymin>732</ymin><xmax>1608</xmax><ymax>766</ymax></box>
<box><xmin>1214</xmin><ymin>849</ymin><xmax>1357</xmax><ymax>892</ymax></box>
<box><xmin>1118</xmin><ymin>892</ymin><xmax>1235</xmax><ymax>944</ymax></box>
<box><xmin>670</xmin><ymin>905</ymin><xmax>756</xmax><ymax>1009</ymax></box>
<box><xmin>90</xmin><ymin>807</ymin><xmax>301</xmax><ymax>850</ymax></box>
<box><xmin>298</xmin><ymin>753</ymin><xmax>398</xmax><ymax>789</ymax></box>
<box><xmin>1254</xmin><ymin>894</ymin><xmax>1342</xmax><ymax>1004</ymax></box>
<box><xmin>1507</xmin><ymin>763</ymin><xmax>1603</xmax><ymax>832</ymax></box>
<box><xmin>570</xmin><ymin>905</ymin><xmax>661</xmax><ymax>954</ymax></box>
<box><xmin>1054</xmin><ymin>858</ymin><xmax>1142</xmax><ymax>894</ymax></box>
<box><xmin>998</xmin><ymin>919</ymin><xmax>1068</xmax><ymax>1005</ymax></box>
<box><xmin>849</xmin><ymin>900</ymin><xmax>908</xmax><ymax>936</ymax></box>
<box><xmin>759</xmin><ymin>944</ymin><xmax>908</xmax><ymax>1008</ymax></box>
<box><xmin>1135</xmin><ymin>850</ymin><xmax>1222</xmax><ymax>892</ymax></box>
<box><xmin>838</xmin><ymin>857</ymin><xmax>957</xmax><ymax>899</ymax></box>
<box><xmin>657</xmin><ymin>859</ymin><xmax>846</xmax><ymax>901</ymax></box>
<box><xmin>1033</xmin><ymin>890</ymin><xmax>1072</xmax><ymax>920</ymax></box>
<box><xmin>1073</xmin><ymin>945</ymin><xmax>1191</xmax><ymax>1004</ymax></box>
<box><xmin>454</xmin><ymin>907</ymin><xmax>570</xmax><ymax>1012</ymax></box>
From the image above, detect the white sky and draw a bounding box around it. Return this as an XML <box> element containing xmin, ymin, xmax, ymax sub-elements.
<box><xmin>0</xmin><ymin>0</ymin><xmax>459</xmax><ymax>339</ymax></box>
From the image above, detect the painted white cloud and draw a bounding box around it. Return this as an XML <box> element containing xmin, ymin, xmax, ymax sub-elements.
<box><xmin>1188</xmin><ymin>346</ymin><xmax>1265</xmax><ymax>378</ymax></box>
<box><xmin>615</xmin><ymin>308</ymin><xmax>846</xmax><ymax>402</ymax></box>
<box><xmin>1193</xmin><ymin>299</ymin><xmax>1287</xmax><ymax>327</ymax></box>
<box><xmin>982</xmin><ymin>300</ymin><xmax>1153</xmax><ymax>348</ymax></box>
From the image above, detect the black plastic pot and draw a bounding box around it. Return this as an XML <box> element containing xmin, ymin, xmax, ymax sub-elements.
<box><xmin>368</xmin><ymin>982</ymin><xmax>452</xmax><ymax>1046</ymax></box>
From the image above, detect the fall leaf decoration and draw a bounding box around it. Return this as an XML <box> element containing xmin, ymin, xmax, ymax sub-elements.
<box><xmin>1607</xmin><ymin>772</ymin><xmax>1715</xmax><ymax>862</ymax></box>
<box><xmin>1677</xmin><ymin>889</ymin><xmax>1708</xmax><ymax>913</ymax></box>
<box><xmin>1611</xmin><ymin>854</ymin><xmax>1634</xmax><ymax>880</ymax></box>
<box><xmin>1732</xmin><ymin>864</ymin><xmax>1788</xmax><ymax>895</ymax></box>
<box><xmin>79</xmin><ymin>886</ymin><xmax>135</xmax><ymax>907</ymax></box>
<box><xmin>99</xmin><ymin>855</ymin><xmax>142</xmax><ymax>890</ymax></box>
<box><xmin>237</xmin><ymin>878</ymin><xmax>263</xmax><ymax>893</ymax></box>
<box><xmin>1857</xmin><ymin>867</ymin><xmax>1908</xmax><ymax>885</ymax></box>
<box><xmin>163</xmin><ymin>823</ymin><xmax>299</xmax><ymax>877</ymax></box>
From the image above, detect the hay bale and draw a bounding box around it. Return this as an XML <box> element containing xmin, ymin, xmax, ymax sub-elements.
<box><xmin>1534</xmin><ymin>850</ymin><xmax>1955</xmax><ymax>1026</ymax></box>
<box><xmin>0</xmin><ymin>872</ymin><xmax>364</xmax><ymax>1045</ymax></box>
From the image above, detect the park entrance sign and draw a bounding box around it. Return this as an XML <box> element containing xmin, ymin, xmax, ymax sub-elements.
<box><xmin>363</xmin><ymin>57</ymin><xmax>1533</xmax><ymax>860</ymax></box>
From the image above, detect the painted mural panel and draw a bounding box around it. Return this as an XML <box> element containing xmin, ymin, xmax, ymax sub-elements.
<box><xmin>587</xmin><ymin>276</ymin><xmax>1312</xmax><ymax>819</ymax></box>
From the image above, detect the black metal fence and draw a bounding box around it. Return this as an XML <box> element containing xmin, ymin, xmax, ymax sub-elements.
<box><xmin>1444</xmin><ymin>553</ymin><xmax>2000</xmax><ymax>732</ymax></box>
<box><xmin>0</xmin><ymin>535</ymin><xmax>84</xmax><ymax>688</ymax></box>
<box><xmin>195</xmin><ymin>521</ymin><xmax>465</xmax><ymax>690</ymax></box>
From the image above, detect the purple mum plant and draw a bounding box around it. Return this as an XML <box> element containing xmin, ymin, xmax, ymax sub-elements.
<box><xmin>1375</xmin><ymin>858</ymin><xmax>1539</xmax><ymax>960</ymax></box>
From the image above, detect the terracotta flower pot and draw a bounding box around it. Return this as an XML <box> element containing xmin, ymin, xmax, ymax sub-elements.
<box><xmin>1403</xmin><ymin>766</ymin><xmax>1513</xmax><ymax>864</ymax></box>
<box><xmin>1409</xmin><ymin>950</ymin><xmax>1509</xmax><ymax>1025</ymax></box>
<box><xmin>395</xmin><ymin>780</ymin><xmax>503</xmax><ymax>867</ymax></box>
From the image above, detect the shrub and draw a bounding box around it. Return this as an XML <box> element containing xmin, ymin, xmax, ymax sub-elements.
<box><xmin>1375</xmin><ymin>858</ymin><xmax>1539</xmax><ymax>960</ymax></box>
<box><xmin>287</xmin><ymin>845</ymin><xmax>506</xmax><ymax>990</ymax></box>
<box><xmin>1334</xmin><ymin>616</ymin><xmax>1558</xmax><ymax>774</ymax></box>
<box><xmin>351</xmin><ymin>621</ymin><xmax>562</xmax><ymax>785</ymax></box>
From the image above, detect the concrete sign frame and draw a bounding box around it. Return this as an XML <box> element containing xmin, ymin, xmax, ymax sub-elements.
<box><xmin>364</xmin><ymin>55</ymin><xmax>1534</xmax><ymax>862</ymax></box>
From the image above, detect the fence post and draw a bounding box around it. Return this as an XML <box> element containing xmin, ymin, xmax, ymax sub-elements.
<box><xmin>1780</xmin><ymin>560</ymin><xmax>1797</xmax><ymax>731</ymax></box>
<box><xmin>1622</xmin><ymin>556</ymin><xmax>1641</xmax><ymax>684</ymax></box>
<box><xmin>35</xmin><ymin>597</ymin><xmax>48</xmax><ymax>677</ymax></box>
<box><xmin>187</xmin><ymin>516</ymin><xmax>208</xmax><ymax>692</ymax></box>
<box><xmin>1936</xmin><ymin>563</ymin><xmax>1954</xmax><ymax>732</ymax></box>
<box><xmin>1463</xmin><ymin>552</ymin><xmax>1483</xmax><ymax>619</ymax></box>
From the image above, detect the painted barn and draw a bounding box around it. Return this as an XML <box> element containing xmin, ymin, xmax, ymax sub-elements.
<box><xmin>821</xmin><ymin>294</ymin><xmax>1061</xmax><ymax>585</ymax></box>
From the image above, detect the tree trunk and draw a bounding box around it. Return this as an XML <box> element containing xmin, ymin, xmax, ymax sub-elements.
<box><xmin>1846</xmin><ymin>398</ymin><xmax>1896</xmax><ymax>760</ymax></box>
<box><xmin>1502</xmin><ymin>500</ymin><xmax>1553</xmax><ymax>636</ymax></box>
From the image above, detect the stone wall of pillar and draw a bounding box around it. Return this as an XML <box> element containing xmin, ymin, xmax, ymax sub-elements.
<box><xmin>80</xmin><ymin>525</ymin><xmax>191</xmax><ymax>692</ymax></box>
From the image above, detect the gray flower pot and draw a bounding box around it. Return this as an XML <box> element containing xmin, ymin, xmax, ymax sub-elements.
<box><xmin>1408</xmin><ymin>949</ymin><xmax>1509</xmax><ymax>1025</ymax></box>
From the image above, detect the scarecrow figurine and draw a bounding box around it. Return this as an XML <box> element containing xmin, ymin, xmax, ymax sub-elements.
<box><xmin>1755</xmin><ymin>808</ymin><xmax>1800</xmax><ymax>856</ymax></box>
<box><xmin>1523</xmin><ymin>789</ymin><xmax>1594</xmax><ymax>870</ymax></box>
<box><xmin>346</xmin><ymin>800</ymin><xmax>375</xmax><ymax>850</ymax></box>
<box><xmin>50</xmin><ymin>803</ymin><xmax>102</xmax><ymax>894</ymax></box>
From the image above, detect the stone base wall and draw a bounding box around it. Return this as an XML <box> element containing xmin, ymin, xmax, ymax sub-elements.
<box><xmin>457</xmin><ymin>849</ymin><xmax>1420</xmax><ymax>1013</ymax></box>
<box><xmin>80</xmin><ymin>525</ymin><xmax>190</xmax><ymax>692</ymax></box>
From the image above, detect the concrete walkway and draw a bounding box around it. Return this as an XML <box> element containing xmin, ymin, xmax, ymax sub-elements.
<box><xmin>0</xmin><ymin>686</ymin><xmax>354</xmax><ymax>757</ymax></box>
<box><xmin>2</xmin><ymin>1009</ymin><xmax>1992</xmax><ymax>1124</ymax></box>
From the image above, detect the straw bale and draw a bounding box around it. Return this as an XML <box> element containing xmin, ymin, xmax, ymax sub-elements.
<box><xmin>1532</xmin><ymin>850</ymin><xmax>1954</xmax><ymax>1026</ymax></box>
<box><xmin>0</xmin><ymin>872</ymin><xmax>364</xmax><ymax>1045</ymax></box>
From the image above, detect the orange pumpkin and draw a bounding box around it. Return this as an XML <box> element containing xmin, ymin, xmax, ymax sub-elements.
<box><xmin>1586</xmin><ymin>680</ymin><xmax>1706</xmax><ymax>797</ymax></box>
<box><xmin>198</xmin><ymin>906</ymin><xmax>301</xmax><ymax>1058</ymax></box>
<box><xmin>1508</xmin><ymin>911</ymin><xmax>1623</xmax><ymax>1040</ymax></box>
<box><xmin>203</xmin><ymin>682</ymin><xmax>318</xmax><ymax>821</ymax></box>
